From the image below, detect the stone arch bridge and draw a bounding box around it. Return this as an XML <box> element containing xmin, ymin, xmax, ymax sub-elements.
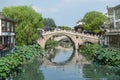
<box><xmin>37</xmin><ymin>30</ymin><xmax>98</xmax><ymax>49</ymax></box>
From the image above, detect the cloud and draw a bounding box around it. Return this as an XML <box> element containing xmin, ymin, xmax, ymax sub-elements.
<box><xmin>33</xmin><ymin>6</ymin><xmax>59</xmax><ymax>14</ymax></box>
<box><xmin>33</xmin><ymin>0</ymin><xmax>81</xmax><ymax>13</ymax></box>
<box><xmin>33</xmin><ymin>0</ymin><xmax>112</xmax><ymax>14</ymax></box>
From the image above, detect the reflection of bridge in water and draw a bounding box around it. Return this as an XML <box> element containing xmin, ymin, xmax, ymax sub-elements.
<box><xmin>41</xmin><ymin>49</ymin><xmax>90</xmax><ymax>67</ymax></box>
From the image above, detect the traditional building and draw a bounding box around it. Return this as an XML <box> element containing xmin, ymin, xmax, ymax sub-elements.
<box><xmin>74</xmin><ymin>21</ymin><xmax>84</xmax><ymax>33</ymax></box>
<box><xmin>0</xmin><ymin>13</ymin><xmax>16</xmax><ymax>52</ymax></box>
<box><xmin>104</xmin><ymin>4</ymin><xmax>120</xmax><ymax>48</ymax></box>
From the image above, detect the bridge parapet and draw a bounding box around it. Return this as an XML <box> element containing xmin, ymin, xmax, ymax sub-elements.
<box><xmin>37</xmin><ymin>30</ymin><xmax>98</xmax><ymax>49</ymax></box>
<box><xmin>42</xmin><ymin>30</ymin><xmax>98</xmax><ymax>37</ymax></box>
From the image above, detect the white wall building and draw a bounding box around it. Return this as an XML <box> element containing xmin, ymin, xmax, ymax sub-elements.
<box><xmin>105</xmin><ymin>4</ymin><xmax>120</xmax><ymax>48</ymax></box>
<box><xmin>0</xmin><ymin>13</ymin><xmax>16</xmax><ymax>51</ymax></box>
<box><xmin>105</xmin><ymin>4</ymin><xmax>120</xmax><ymax>31</ymax></box>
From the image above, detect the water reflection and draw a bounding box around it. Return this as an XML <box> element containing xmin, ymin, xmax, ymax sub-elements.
<box><xmin>40</xmin><ymin>64</ymin><xmax>120</xmax><ymax>80</ymax></box>
<box><xmin>42</xmin><ymin>46</ymin><xmax>89</xmax><ymax>67</ymax></box>
<box><xmin>83</xmin><ymin>64</ymin><xmax>120</xmax><ymax>80</ymax></box>
<box><xmin>50</xmin><ymin>46</ymin><xmax>73</xmax><ymax>63</ymax></box>
<box><xmin>14</xmin><ymin>46</ymin><xmax>120</xmax><ymax>80</ymax></box>
<box><xmin>13</xmin><ymin>60</ymin><xmax>44</xmax><ymax>80</ymax></box>
<box><xmin>40</xmin><ymin>46</ymin><xmax>120</xmax><ymax>80</ymax></box>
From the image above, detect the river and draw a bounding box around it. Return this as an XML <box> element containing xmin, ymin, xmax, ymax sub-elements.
<box><xmin>13</xmin><ymin>46</ymin><xmax>120</xmax><ymax>80</ymax></box>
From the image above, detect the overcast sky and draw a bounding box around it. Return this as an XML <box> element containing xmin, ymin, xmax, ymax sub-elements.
<box><xmin>0</xmin><ymin>0</ymin><xmax>120</xmax><ymax>27</ymax></box>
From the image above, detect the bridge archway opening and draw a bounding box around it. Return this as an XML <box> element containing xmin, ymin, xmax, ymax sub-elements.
<box><xmin>44</xmin><ymin>34</ymin><xmax>76</xmax><ymax>50</ymax></box>
<box><xmin>44</xmin><ymin>34</ymin><xmax>77</xmax><ymax>64</ymax></box>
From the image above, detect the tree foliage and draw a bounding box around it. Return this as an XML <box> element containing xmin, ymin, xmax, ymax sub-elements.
<box><xmin>43</xmin><ymin>18</ymin><xmax>56</xmax><ymax>28</ymax></box>
<box><xmin>45</xmin><ymin>40</ymin><xmax>59</xmax><ymax>50</ymax></box>
<box><xmin>2</xmin><ymin>6</ymin><xmax>43</xmax><ymax>46</ymax></box>
<box><xmin>58</xmin><ymin>26</ymin><xmax>71</xmax><ymax>31</ymax></box>
<box><xmin>82</xmin><ymin>11</ymin><xmax>107</xmax><ymax>33</ymax></box>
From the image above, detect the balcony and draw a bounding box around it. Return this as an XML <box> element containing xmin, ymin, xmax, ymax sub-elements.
<box><xmin>109</xmin><ymin>29</ymin><xmax>120</xmax><ymax>32</ymax></box>
<box><xmin>105</xmin><ymin>28</ymin><xmax>120</xmax><ymax>36</ymax></box>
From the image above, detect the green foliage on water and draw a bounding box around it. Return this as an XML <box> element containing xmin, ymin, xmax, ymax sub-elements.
<box><xmin>0</xmin><ymin>44</ymin><xmax>45</xmax><ymax>79</ymax></box>
<box><xmin>79</xmin><ymin>44</ymin><xmax>120</xmax><ymax>66</ymax></box>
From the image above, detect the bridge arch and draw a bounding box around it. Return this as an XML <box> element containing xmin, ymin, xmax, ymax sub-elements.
<box><xmin>39</xmin><ymin>33</ymin><xmax>82</xmax><ymax>49</ymax></box>
<box><xmin>47</xmin><ymin>34</ymin><xmax>80</xmax><ymax>49</ymax></box>
<box><xmin>37</xmin><ymin>30</ymin><xmax>98</xmax><ymax>49</ymax></box>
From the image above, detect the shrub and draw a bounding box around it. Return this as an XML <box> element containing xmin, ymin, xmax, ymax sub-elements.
<box><xmin>80</xmin><ymin>44</ymin><xmax>120</xmax><ymax>66</ymax></box>
<box><xmin>0</xmin><ymin>44</ymin><xmax>45</xmax><ymax>79</ymax></box>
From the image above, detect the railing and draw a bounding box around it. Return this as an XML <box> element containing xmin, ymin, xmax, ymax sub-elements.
<box><xmin>41</xmin><ymin>30</ymin><xmax>98</xmax><ymax>37</ymax></box>
<box><xmin>108</xmin><ymin>29</ymin><xmax>120</xmax><ymax>32</ymax></box>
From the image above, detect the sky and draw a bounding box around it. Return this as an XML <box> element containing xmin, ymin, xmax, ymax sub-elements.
<box><xmin>0</xmin><ymin>0</ymin><xmax>120</xmax><ymax>27</ymax></box>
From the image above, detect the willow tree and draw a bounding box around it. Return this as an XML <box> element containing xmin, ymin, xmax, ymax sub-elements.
<box><xmin>43</xmin><ymin>18</ymin><xmax>56</xmax><ymax>28</ymax></box>
<box><xmin>2</xmin><ymin>6</ymin><xmax>43</xmax><ymax>46</ymax></box>
<box><xmin>82</xmin><ymin>11</ymin><xmax>107</xmax><ymax>33</ymax></box>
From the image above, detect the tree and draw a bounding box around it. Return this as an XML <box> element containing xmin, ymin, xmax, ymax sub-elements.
<box><xmin>2</xmin><ymin>6</ymin><xmax>43</xmax><ymax>46</ymax></box>
<box><xmin>43</xmin><ymin>18</ymin><xmax>56</xmax><ymax>28</ymax></box>
<box><xmin>58</xmin><ymin>26</ymin><xmax>71</xmax><ymax>31</ymax></box>
<box><xmin>45</xmin><ymin>40</ymin><xmax>59</xmax><ymax>50</ymax></box>
<box><xmin>82</xmin><ymin>11</ymin><xmax>107</xmax><ymax>33</ymax></box>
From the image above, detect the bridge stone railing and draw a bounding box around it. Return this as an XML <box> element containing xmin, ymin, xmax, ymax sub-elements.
<box><xmin>37</xmin><ymin>30</ymin><xmax>98</xmax><ymax>49</ymax></box>
<box><xmin>42</xmin><ymin>30</ymin><xmax>98</xmax><ymax>37</ymax></box>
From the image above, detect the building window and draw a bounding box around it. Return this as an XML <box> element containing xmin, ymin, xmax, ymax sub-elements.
<box><xmin>0</xmin><ymin>36</ymin><xmax>3</xmax><ymax>50</ymax></box>
<box><xmin>4</xmin><ymin>36</ymin><xmax>10</xmax><ymax>48</ymax></box>
<box><xmin>7</xmin><ymin>22</ymin><xmax>10</xmax><ymax>32</ymax></box>
<box><xmin>115</xmin><ymin>8</ymin><xmax>120</xmax><ymax>20</ymax></box>
<box><xmin>109</xmin><ymin>35</ymin><xmax>120</xmax><ymax>48</ymax></box>
<box><xmin>11</xmin><ymin>23</ymin><xmax>13</xmax><ymax>32</ymax></box>
<box><xmin>2</xmin><ymin>20</ymin><xmax>7</xmax><ymax>32</ymax></box>
<box><xmin>116</xmin><ymin>22</ymin><xmax>120</xmax><ymax>29</ymax></box>
<box><xmin>0</xmin><ymin>36</ymin><xmax>2</xmax><ymax>44</ymax></box>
